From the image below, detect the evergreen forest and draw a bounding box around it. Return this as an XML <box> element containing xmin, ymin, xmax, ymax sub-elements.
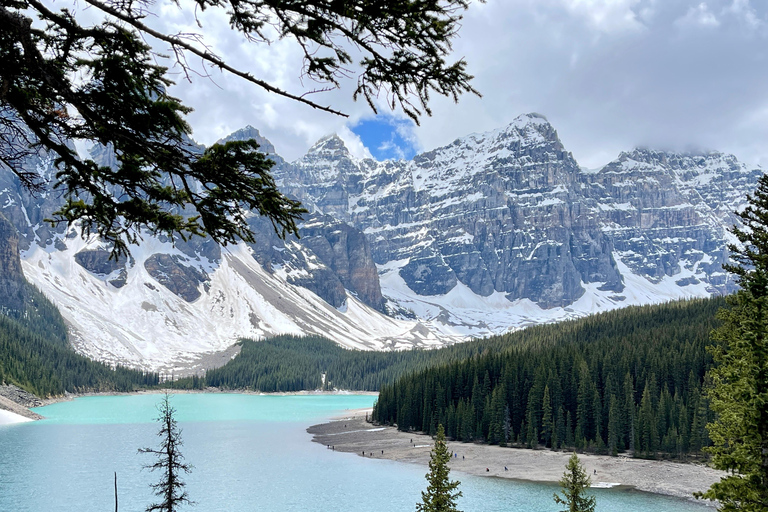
<box><xmin>172</xmin><ymin>333</ymin><xmax>512</xmax><ymax>392</ymax></box>
<box><xmin>0</xmin><ymin>283</ymin><xmax>158</xmax><ymax>397</ymax></box>
<box><xmin>372</xmin><ymin>297</ymin><xmax>723</xmax><ymax>459</ymax></box>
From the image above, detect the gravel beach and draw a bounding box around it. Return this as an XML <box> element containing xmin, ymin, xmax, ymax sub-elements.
<box><xmin>307</xmin><ymin>411</ymin><xmax>723</xmax><ymax>506</ymax></box>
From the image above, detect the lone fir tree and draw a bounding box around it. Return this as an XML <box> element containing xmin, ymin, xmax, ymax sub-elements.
<box><xmin>416</xmin><ymin>424</ymin><xmax>462</xmax><ymax>512</ymax></box>
<box><xmin>697</xmin><ymin>173</ymin><xmax>768</xmax><ymax>511</ymax></box>
<box><xmin>140</xmin><ymin>392</ymin><xmax>193</xmax><ymax>512</ymax></box>
<box><xmin>553</xmin><ymin>453</ymin><xmax>596</xmax><ymax>512</ymax></box>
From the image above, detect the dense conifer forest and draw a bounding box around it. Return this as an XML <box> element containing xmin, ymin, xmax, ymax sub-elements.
<box><xmin>0</xmin><ymin>283</ymin><xmax>158</xmax><ymax>397</ymax></box>
<box><xmin>372</xmin><ymin>297</ymin><xmax>724</xmax><ymax>459</ymax></box>
<box><xmin>172</xmin><ymin>333</ymin><xmax>510</xmax><ymax>392</ymax></box>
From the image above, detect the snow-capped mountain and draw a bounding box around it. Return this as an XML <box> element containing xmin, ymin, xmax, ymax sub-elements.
<box><xmin>0</xmin><ymin>131</ymin><xmax>448</xmax><ymax>372</ymax></box>
<box><xmin>0</xmin><ymin>113</ymin><xmax>762</xmax><ymax>371</ymax></box>
<box><xmin>276</xmin><ymin>113</ymin><xmax>761</xmax><ymax>334</ymax></box>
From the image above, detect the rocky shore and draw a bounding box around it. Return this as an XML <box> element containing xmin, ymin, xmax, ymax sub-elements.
<box><xmin>0</xmin><ymin>385</ymin><xmax>45</xmax><ymax>421</ymax></box>
<box><xmin>308</xmin><ymin>412</ymin><xmax>723</xmax><ymax>506</ymax></box>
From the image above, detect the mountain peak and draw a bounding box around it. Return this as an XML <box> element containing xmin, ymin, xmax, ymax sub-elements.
<box><xmin>304</xmin><ymin>134</ymin><xmax>354</xmax><ymax>162</ymax></box>
<box><xmin>309</xmin><ymin>134</ymin><xmax>348</xmax><ymax>152</ymax></box>
<box><xmin>617</xmin><ymin>147</ymin><xmax>731</xmax><ymax>168</ymax></box>
<box><xmin>216</xmin><ymin>126</ymin><xmax>278</xmax><ymax>156</ymax></box>
<box><xmin>499</xmin><ymin>112</ymin><xmax>556</xmax><ymax>139</ymax></box>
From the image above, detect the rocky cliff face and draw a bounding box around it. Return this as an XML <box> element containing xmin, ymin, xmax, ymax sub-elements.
<box><xmin>277</xmin><ymin>114</ymin><xmax>757</xmax><ymax>315</ymax></box>
<box><xmin>0</xmin><ymin>113</ymin><xmax>762</xmax><ymax>370</ymax></box>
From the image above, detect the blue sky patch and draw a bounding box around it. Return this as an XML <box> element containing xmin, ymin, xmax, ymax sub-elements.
<box><xmin>350</xmin><ymin>116</ymin><xmax>419</xmax><ymax>161</ymax></box>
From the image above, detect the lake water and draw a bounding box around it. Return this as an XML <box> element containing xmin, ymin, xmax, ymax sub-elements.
<box><xmin>0</xmin><ymin>393</ymin><xmax>709</xmax><ymax>512</ymax></box>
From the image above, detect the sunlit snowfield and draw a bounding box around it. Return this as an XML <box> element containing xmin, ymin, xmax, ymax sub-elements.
<box><xmin>0</xmin><ymin>394</ymin><xmax>709</xmax><ymax>511</ymax></box>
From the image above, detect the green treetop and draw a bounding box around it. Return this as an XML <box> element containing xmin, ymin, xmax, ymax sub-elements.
<box><xmin>698</xmin><ymin>174</ymin><xmax>768</xmax><ymax>511</ymax></box>
<box><xmin>417</xmin><ymin>423</ymin><xmax>462</xmax><ymax>512</ymax></box>
<box><xmin>553</xmin><ymin>452</ymin><xmax>596</xmax><ymax>512</ymax></box>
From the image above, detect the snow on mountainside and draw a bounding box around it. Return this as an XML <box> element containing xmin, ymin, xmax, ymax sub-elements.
<box><xmin>277</xmin><ymin>113</ymin><xmax>763</xmax><ymax>337</ymax></box>
<box><xmin>0</xmin><ymin>130</ymin><xmax>451</xmax><ymax>372</ymax></box>
<box><xmin>20</xmin><ymin>236</ymin><xmax>446</xmax><ymax>372</ymax></box>
<box><xmin>0</xmin><ymin>113</ymin><xmax>763</xmax><ymax>370</ymax></box>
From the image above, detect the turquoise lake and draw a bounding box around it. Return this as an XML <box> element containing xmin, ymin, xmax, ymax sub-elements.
<box><xmin>0</xmin><ymin>393</ymin><xmax>709</xmax><ymax>511</ymax></box>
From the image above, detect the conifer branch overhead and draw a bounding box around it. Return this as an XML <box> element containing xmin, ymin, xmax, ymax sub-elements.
<box><xmin>0</xmin><ymin>0</ymin><xmax>479</xmax><ymax>256</ymax></box>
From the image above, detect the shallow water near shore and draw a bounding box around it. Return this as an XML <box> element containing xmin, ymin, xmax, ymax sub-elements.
<box><xmin>0</xmin><ymin>393</ymin><xmax>707</xmax><ymax>511</ymax></box>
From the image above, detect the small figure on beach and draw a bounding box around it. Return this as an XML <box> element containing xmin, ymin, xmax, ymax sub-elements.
<box><xmin>381</xmin><ymin>450</ymin><xmax>384</xmax><ymax>455</ymax></box>
<box><xmin>462</xmin><ymin>455</ymin><xmax>464</xmax><ymax>460</ymax></box>
<box><xmin>594</xmin><ymin>469</ymin><xmax>597</xmax><ymax>475</ymax></box>
<box><xmin>410</xmin><ymin>439</ymin><xmax>413</xmax><ymax>443</ymax></box>
<box><xmin>505</xmin><ymin>466</ymin><xmax>508</xmax><ymax>471</ymax></box>
<box><xmin>332</xmin><ymin>446</ymin><xmax>335</xmax><ymax>451</ymax></box>
<box><xmin>486</xmin><ymin>468</ymin><xmax>489</xmax><ymax>472</ymax></box>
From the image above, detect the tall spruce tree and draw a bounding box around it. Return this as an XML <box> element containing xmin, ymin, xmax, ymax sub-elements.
<box><xmin>417</xmin><ymin>424</ymin><xmax>462</xmax><ymax>512</ymax></box>
<box><xmin>698</xmin><ymin>175</ymin><xmax>768</xmax><ymax>510</ymax></box>
<box><xmin>553</xmin><ymin>453</ymin><xmax>596</xmax><ymax>512</ymax></box>
<box><xmin>140</xmin><ymin>392</ymin><xmax>193</xmax><ymax>512</ymax></box>
<box><xmin>1</xmin><ymin>0</ymin><xmax>479</xmax><ymax>257</ymax></box>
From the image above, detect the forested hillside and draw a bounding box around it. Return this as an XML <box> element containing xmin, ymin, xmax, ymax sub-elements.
<box><xmin>373</xmin><ymin>297</ymin><xmax>724</xmax><ymax>459</ymax></box>
<box><xmin>174</xmin><ymin>333</ymin><xmax>512</xmax><ymax>392</ymax></box>
<box><xmin>0</xmin><ymin>283</ymin><xmax>158</xmax><ymax>397</ymax></box>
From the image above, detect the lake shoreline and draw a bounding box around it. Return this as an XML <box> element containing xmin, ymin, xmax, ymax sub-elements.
<box><xmin>0</xmin><ymin>384</ymin><xmax>377</xmax><ymax>423</ymax></box>
<box><xmin>307</xmin><ymin>412</ymin><xmax>723</xmax><ymax>507</ymax></box>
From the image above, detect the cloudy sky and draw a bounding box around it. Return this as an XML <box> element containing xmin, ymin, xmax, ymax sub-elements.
<box><xmin>145</xmin><ymin>0</ymin><xmax>768</xmax><ymax>168</ymax></box>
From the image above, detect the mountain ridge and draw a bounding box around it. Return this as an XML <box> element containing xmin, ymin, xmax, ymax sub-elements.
<box><xmin>0</xmin><ymin>113</ymin><xmax>762</xmax><ymax>371</ymax></box>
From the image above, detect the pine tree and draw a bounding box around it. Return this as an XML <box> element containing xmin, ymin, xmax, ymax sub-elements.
<box><xmin>502</xmin><ymin>404</ymin><xmax>512</xmax><ymax>447</ymax></box>
<box><xmin>698</xmin><ymin>175</ymin><xmax>768</xmax><ymax>510</ymax></box>
<box><xmin>554</xmin><ymin>453</ymin><xmax>597</xmax><ymax>512</ymax></box>
<box><xmin>139</xmin><ymin>392</ymin><xmax>193</xmax><ymax>512</ymax></box>
<box><xmin>541</xmin><ymin>385</ymin><xmax>554</xmax><ymax>448</ymax></box>
<box><xmin>638</xmin><ymin>382</ymin><xmax>658</xmax><ymax>457</ymax></box>
<box><xmin>607</xmin><ymin>395</ymin><xmax>620</xmax><ymax>456</ymax></box>
<box><xmin>416</xmin><ymin>424</ymin><xmax>462</xmax><ymax>512</ymax></box>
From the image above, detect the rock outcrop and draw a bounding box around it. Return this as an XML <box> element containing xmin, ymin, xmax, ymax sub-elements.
<box><xmin>0</xmin><ymin>213</ymin><xmax>26</xmax><ymax>313</ymax></box>
<box><xmin>144</xmin><ymin>254</ymin><xmax>209</xmax><ymax>302</ymax></box>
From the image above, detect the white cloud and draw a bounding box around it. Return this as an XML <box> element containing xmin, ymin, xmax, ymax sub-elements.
<box><xmin>560</xmin><ymin>0</ymin><xmax>646</xmax><ymax>33</ymax></box>
<box><xmin>60</xmin><ymin>0</ymin><xmax>768</xmax><ymax>171</ymax></box>
<box><xmin>675</xmin><ymin>2</ymin><xmax>721</xmax><ymax>28</ymax></box>
<box><xmin>722</xmin><ymin>0</ymin><xmax>762</xmax><ymax>28</ymax></box>
<box><xmin>336</xmin><ymin>127</ymin><xmax>374</xmax><ymax>161</ymax></box>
